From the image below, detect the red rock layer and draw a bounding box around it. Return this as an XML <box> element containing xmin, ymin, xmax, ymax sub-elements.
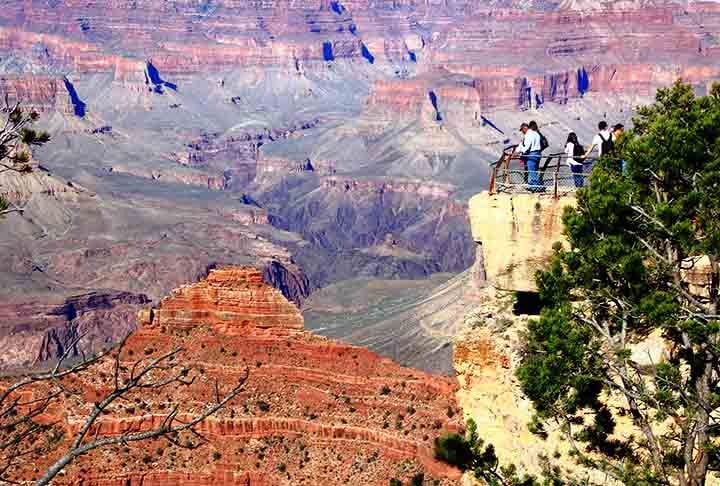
<box><xmin>0</xmin><ymin>75</ymin><xmax>74</xmax><ymax>113</ymax></box>
<box><xmin>12</xmin><ymin>267</ymin><xmax>462</xmax><ymax>485</ymax></box>
<box><xmin>141</xmin><ymin>267</ymin><xmax>305</xmax><ymax>333</ymax></box>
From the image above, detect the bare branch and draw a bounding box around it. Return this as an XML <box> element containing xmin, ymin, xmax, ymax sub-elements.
<box><xmin>36</xmin><ymin>368</ymin><xmax>249</xmax><ymax>486</ymax></box>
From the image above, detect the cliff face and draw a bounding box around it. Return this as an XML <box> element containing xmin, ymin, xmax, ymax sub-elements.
<box><xmin>0</xmin><ymin>165</ymin><xmax>311</xmax><ymax>368</ymax></box>
<box><xmin>454</xmin><ymin>193</ymin><xmax>585</xmax><ymax>478</ymax></box>
<box><xmin>264</xmin><ymin>176</ymin><xmax>474</xmax><ymax>288</ymax></box>
<box><xmin>0</xmin><ymin>76</ymin><xmax>75</xmax><ymax>113</ymax></box>
<box><xmin>10</xmin><ymin>267</ymin><xmax>463</xmax><ymax>485</ymax></box>
<box><xmin>455</xmin><ymin>191</ymin><xmax>713</xmax><ymax>481</ymax></box>
<box><xmin>468</xmin><ymin>192</ymin><xmax>575</xmax><ymax>292</ymax></box>
<box><xmin>0</xmin><ymin>291</ymin><xmax>150</xmax><ymax>368</ymax></box>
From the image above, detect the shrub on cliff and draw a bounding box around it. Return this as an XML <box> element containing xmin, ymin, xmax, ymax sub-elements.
<box><xmin>435</xmin><ymin>419</ymin><xmax>542</xmax><ymax>485</ymax></box>
<box><xmin>517</xmin><ymin>81</ymin><xmax>720</xmax><ymax>486</ymax></box>
<box><xmin>0</xmin><ymin>99</ymin><xmax>50</xmax><ymax>216</ymax></box>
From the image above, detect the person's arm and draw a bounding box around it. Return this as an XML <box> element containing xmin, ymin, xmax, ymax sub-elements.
<box><xmin>584</xmin><ymin>135</ymin><xmax>600</xmax><ymax>159</ymax></box>
<box><xmin>517</xmin><ymin>136</ymin><xmax>527</xmax><ymax>156</ymax></box>
<box><xmin>565</xmin><ymin>143</ymin><xmax>574</xmax><ymax>165</ymax></box>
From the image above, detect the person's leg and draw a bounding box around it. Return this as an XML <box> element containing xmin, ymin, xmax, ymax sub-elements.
<box><xmin>571</xmin><ymin>164</ymin><xmax>583</xmax><ymax>187</ymax></box>
<box><xmin>527</xmin><ymin>153</ymin><xmax>541</xmax><ymax>191</ymax></box>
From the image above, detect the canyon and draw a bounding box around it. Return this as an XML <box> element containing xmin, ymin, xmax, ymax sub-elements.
<box><xmin>5</xmin><ymin>267</ymin><xmax>463</xmax><ymax>485</ymax></box>
<box><xmin>0</xmin><ymin>0</ymin><xmax>717</xmax><ymax>370</ymax></box>
<box><xmin>0</xmin><ymin>0</ymin><xmax>717</xmax><ymax>481</ymax></box>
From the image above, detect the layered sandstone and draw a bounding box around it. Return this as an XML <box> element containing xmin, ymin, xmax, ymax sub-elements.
<box><xmin>9</xmin><ymin>267</ymin><xmax>463</xmax><ymax>485</ymax></box>
<box><xmin>0</xmin><ymin>76</ymin><xmax>75</xmax><ymax>114</ymax></box>
<box><xmin>468</xmin><ymin>192</ymin><xmax>575</xmax><ymax>292</ymax></box>
<box><xmin>0</xmin><ymin>290</ymin><xmax>150</xmax><ymax>368</ymax></box>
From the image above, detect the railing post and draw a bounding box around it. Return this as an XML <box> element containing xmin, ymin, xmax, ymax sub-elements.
<box><xmin>489</xmin><ymin>164</ymin><xmax>497</xmax><ymax>194</ymax></box>
<box><xmin>553</xmin><ymin>171</ymin><xmax>559</xmax><ymax>199</ymax></box>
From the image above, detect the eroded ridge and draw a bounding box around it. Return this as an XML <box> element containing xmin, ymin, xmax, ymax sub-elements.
<box><xmin>11</xmin><ymin>267</ymin><xmax>463</xmax><ymax>485</ymax></box>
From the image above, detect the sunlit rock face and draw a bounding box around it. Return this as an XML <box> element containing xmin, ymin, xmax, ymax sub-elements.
<box><xmin>9</xmin><ymin>267</ymin><xmax>464</xmax><ymax>485</ymax></box>
<box><xmin>468</xmin><ymin>192</ymin><xmax>575</xmax><ymax>292</ymax></box>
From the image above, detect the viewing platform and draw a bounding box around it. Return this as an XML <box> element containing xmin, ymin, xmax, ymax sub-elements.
<box><xmin>489</xmin><ymin>145</ymin><xmax>598</xmax><ymax>198</ymax></box>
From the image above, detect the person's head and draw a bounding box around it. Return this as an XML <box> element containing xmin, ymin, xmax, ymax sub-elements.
<box><xmin>566</xmin><ymin>132</ymin><xmax>579</xmax><ymax>145</ymax></box>
<box><xmin>598</xmin><ymin>121</ymin><xmax>608</xmax><ymax>131</ymax></box>
<box><xmin>613</xmin><ymin>123</ymin><xmax>624</xmax><ymax>135</ymax></box>
<box><xmin>519</xmin><ymin>122</ymin><xmax>529</xmax><ymax>134</ymax></box>
<box><xmin>528</xmin><ymin>120</ymin><xmax>539</xmax><ymax>131</ymax></box>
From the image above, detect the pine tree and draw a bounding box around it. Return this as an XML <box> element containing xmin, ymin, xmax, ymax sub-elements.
<box><xmin>517</xmin><ymin>81</ymin><xmax>720</xmax><ymax>486</ymax></box>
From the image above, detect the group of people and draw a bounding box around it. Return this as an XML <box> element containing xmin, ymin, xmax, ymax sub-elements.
<box><xmin>516</xmin><ymin>120</ymin><xmax>625</xmax><ymax>190</ymax></box>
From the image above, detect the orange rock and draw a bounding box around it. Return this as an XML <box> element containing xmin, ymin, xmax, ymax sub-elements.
<box><xmin>9</xmin><ymin>267</ymin><xmax>463</xmax><ymax>485</ymax></box>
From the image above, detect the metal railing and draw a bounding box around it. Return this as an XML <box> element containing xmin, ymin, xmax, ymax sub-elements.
<box><xmin>489</xmin><ymin>145</ymin><xmax>600</xmax><ymax>198</ymax></box>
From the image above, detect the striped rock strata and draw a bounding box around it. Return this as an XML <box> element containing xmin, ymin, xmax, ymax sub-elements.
<box><xmin>10</xmin><ymin>267</ymin><xmax>463</xmax><ymax>485</ymax></box>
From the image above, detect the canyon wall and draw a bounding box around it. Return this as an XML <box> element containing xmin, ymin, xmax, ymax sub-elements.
<box><xmin>468</xmin><ymin>192</ymin><xmax>575</xmax><ymax>292</ymax></box>
<box><xmin>455</xmin><ymin>191</ymin><xmax>582</xmax><ymax>478</ymax></box>
<box><xmin>7</xmin><ymin>267</ymin><xmax>464</xmax><ymax>485</ymax></box>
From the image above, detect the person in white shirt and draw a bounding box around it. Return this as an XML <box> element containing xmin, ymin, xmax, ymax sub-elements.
<box><xmin>585</xmin><ymin>121</ymin><xmax>613</xmax><ymax>159</ymax></box>
<box><xmin>564</xmin><ymin>132</ymin><xmax>584</xmax><ymax>187</ymax></box>
<box><xmin>517</xmin><ymin>122</ymin><xmax>543</xmax><ymax>191</ymax></box>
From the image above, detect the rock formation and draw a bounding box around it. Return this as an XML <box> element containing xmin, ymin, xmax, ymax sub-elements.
<box><xmin>0</xmin><ymin>0</ymin><xmax>717</xmax><ymax>372</ymax></box>
<box><xmin>0</xmin><ymin>76</ymin><xmax>75</xmax><ymax>114</ymax></box>
<box><xmin>468</xmin><ymin>192</ymin><xmax>575</xmax><ymax>291</ymax></box>
<box><xmin>453</xmin><ymin>191</ymin><xmax>596</xmax><ymax>479</ymax></box>
<box><xmin>0</xmin><ymin>164</ymin><xmax>311</xmax><ymax>368</ymax></box>
<box><xmin>9</xmin><ymin>267</ymin><xmax>464</xmax><ymax>485</ymax></box>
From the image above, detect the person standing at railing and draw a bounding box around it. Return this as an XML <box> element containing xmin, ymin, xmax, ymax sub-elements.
<box><xmin>518</xmin><ymin>122</ymin><xmax>543</xmax><ymax>192</ymax></box>
<box><xmin>584</xmin><ymin>121</ymin><xmax>614</xmax><ymax>160</ymax></box>
<box><xmin>565</xmin><ymin>132</ymin><xmax>585</xmax><ymax>188</ymax></box>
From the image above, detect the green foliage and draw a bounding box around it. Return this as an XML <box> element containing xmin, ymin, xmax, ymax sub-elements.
<box><xmin>410</xmin><ymin>473</ymin><xmax>424</xmax><ymax>486</ymax></box>
<box><xmin>434</xmin><ymin>431</ymin><xmax>474</xmax><ymax>469</ymax></box>
<box><xmin>517</xmin><ymin>81</ymin><xmax>720</xmax><ymax>486</ymax></box>
<box><xmin>0</xmin><ymin>102</ymin><xmax>50</xmax><ymax>217</ymax></box>
<box><xmin>434</xmin><ymin>419</ymin><xmax>544</xmax><ymax>486</ymax></box>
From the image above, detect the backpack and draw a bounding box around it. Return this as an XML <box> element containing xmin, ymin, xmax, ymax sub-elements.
<box><xmin>599</xmin><ymin>132</ymin><xmax>614</xmax><ymax>156</ymax></box>
<box><xmin>572</xmin><ymin>142</ymin><xmax>584</xmax><ymax>163</ymax></box>
<box><xmin>539</xmin><ymin>132</ymin><xmax>549</xmax><ymax>152</ymax></box>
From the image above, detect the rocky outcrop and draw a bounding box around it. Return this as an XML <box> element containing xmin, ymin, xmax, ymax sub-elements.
<box><xmin>453</xmin><ymin>291</ymin><xmax>587</xmax><ymax>480</ymax></box>
<box><xmin>0</xmin><ymin>76</ymin><xmax>76</xmax><ymax>114</ymax></box>
<box><xmin>455</xmin><ymin>191</ymin><xmax>591</xmax><ymax>478</ymax></box>
<box><xmin>164</xmin><ymin>121</ymin><xmax>324</xmax><ymax>190</ymax></box>
<box><xmin>262</xmin><ymin>176</ymin><xmax>474</xmax><ymax>287</ymax></box>
<box><xmin>468</xmin><ymin>192</ymin><xmax>575</xmax><ymax>292</ymax></box>
<box><xmin>0</xmin><ymin>291</ymin><xmax>150</xmax><ymax>368</ymax></box>
<box><xmin>0</xmin><ymin>164</ymin><xmax>84</xmax><ymax>204</ymax></box>
<box><xmin>142</xmin><ymin>267</ymin><xmax>305</xmax><ymax>333</ymax></box>
<box><xmin>11</xmin><ymin>267</ymin><xmax>463</xmax><ymax>485</ymax></box>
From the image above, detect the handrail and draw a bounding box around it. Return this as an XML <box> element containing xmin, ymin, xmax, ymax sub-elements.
<box><xmin>488</xmin><ymin>145</ymin><xmax>622</xmax><ymax>198</ymax></box>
